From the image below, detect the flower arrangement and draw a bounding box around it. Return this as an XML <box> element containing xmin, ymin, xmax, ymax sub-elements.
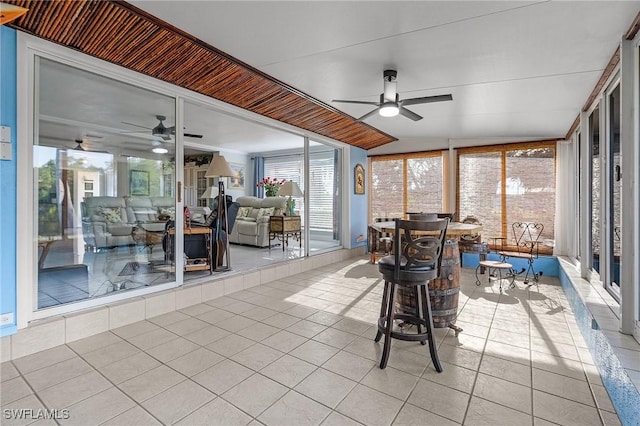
<box><xmin>257</xmin><ymin>177</ymin><xmax>286</xmax><ymax>197</ymax></box>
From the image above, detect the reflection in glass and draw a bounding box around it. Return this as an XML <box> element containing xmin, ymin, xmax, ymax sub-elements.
<box><xmin>35</xmin><ymin>57</ymin><xmax>176</xmax><ymax>310</ymax></box>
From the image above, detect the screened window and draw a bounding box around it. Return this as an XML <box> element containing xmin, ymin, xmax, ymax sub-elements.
<box><xmin>458</xmin><ymin>152</ymin><xmax>502</xmax><ymax>239</ymax></box>
<box><xmin>370</xmin><ymin>153</ymin><xmax>443</xmax><ymax>221</ymax></box>
<box><xmin>457</xmin><ymin>142</ymin><xmax>556</xmax><ymax>253</ymax></box>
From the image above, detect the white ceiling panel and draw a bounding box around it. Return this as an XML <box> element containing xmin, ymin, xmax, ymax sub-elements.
<box><xmin>40</xmin><ymin>1</ymin><xmax>640</xmax><ymax>154</ymax></box>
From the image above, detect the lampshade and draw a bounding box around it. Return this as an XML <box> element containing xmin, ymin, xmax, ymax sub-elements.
<box><xmin>0</xmin><ymin>3</ymin><xmax>28</xmax><ymax>25</ymax></box>
<box><xmin>200</xmin><ymin>186</ymin><xmax>218</xmax><ymax>199</ymax></box>
<box><xmin>205</xmin><ymin>155</ymin><xmax>233</xmax><ymax>178</ymax></box>
<box><xmin>278</xmin><ymin>180</ymin><xmax>303</xmax><ymax>197</ymax></box>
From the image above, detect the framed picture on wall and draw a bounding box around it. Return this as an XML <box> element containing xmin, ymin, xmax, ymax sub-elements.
<box><xmin>354</xmin><ymin>163</ymin><xmax>365</xmax><ymax>194</ymax></box>
<box><xmin>229</xmin><ymin>163</ymin><xmax>245</xmax><ymax>189</ymax></box>
<box><xmin>130</xmin><ymin>170</ymin><xmax>149</xmax><ymax>196</ymax></box>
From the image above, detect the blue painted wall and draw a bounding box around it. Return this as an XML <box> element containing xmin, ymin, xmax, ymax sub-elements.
<box><xmin>350</xmin><ymin>146</ymin><xmax>367</xmax><ymax>248</ymax></box>
<box><xmin>462</xmin><ymin>253</ymin><xmax>560</xmax><ymax>277</ymax></box>
<box><xmin>0</xmin><ymin>27</ymin><xmax>18</xmax><ymax>337</ymax></box>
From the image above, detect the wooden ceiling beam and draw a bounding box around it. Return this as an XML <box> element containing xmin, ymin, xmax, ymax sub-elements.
<box><xmin>7</xmin><ymin>0</ymin><xmax>396</xmax><ymax>150</ymax></box>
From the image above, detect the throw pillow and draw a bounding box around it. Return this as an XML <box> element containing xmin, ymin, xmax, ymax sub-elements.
<box><xmin>256</xmin><ymin>207</ymin><xmax>275</xmax><ymax>220</ymax></box>
<box><xmin>248</xmin><ymin>208</ymin><xmax>260</xmax><ymax>219</ymax></box>
<box><xmin>237</xmin><ymin>206</ymin><xmax>251</xmax><ymax>218</ymax></box>
<box><xmin>158</xmin><ymin>207</ymin><xmax>176</xmax><ymax>220</ymax></box>
<box><xmin>97</xmin><ymin>207</ymin><xmax>122</xmax><ymax>224</ymax></box>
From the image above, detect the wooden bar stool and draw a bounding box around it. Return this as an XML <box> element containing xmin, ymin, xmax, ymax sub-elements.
<box><xmin>374</xmin><ymin>218</ymin><xmax>449</xmax><ymax>371</ymax></box>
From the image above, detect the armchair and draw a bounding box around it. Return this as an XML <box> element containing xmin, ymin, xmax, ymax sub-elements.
<box><xmin>82</xmin><ymin>197</ymin><xmax>135</xmax><ymax>249</ymax></box>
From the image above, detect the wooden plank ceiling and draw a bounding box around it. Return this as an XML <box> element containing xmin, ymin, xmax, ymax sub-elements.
<box><xmin>6</xmin><ymin>0</ymin><xmax>397</xmax><ymax>150</ymax></box>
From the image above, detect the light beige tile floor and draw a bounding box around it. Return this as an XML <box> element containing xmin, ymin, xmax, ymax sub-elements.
<box><xmin>1</xmin><ymin>258</ymin><xmax>622</xmax><ymax>425</ymax></box>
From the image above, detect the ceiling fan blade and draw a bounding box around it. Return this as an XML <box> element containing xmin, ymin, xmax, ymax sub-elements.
<box><xmin>121</xmin><ymin>121</ymin><xmax>152</xmax><ymax>130</ymax></box>
<box><xmin>356</xmin><ymin>108</ymin><xmax>381</xmax><ymax>122</ymax></box>
<box><xmin>401</xmin><ymin>94</ymin><xmax>453</xmax><ymax>106</ymax></box>
<box><xmin>398</xmin><ymin>107</ymin><xmax>423</xmax><ymax>121</ymax></box>
<box><xmin>332</xmin><ymin>99</ymin><xmax>381</xmax><ymax>106</ymax></box>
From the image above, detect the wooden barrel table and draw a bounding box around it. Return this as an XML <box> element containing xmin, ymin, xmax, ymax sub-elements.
<box><xmin>396</xmin><ymin>239</ymin><xmax>463</xmax><ymax>336</ymax></box>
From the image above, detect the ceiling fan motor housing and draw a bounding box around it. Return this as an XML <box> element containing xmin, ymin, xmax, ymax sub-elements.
<box><xmin>383</xmin><ymin>70</ymin><xmax>398</xmax><ymax>102</ymax></box>
<box><xmin>383</xmin><ymin>69</ymin><xmax>397</xmax><ymax>81</ymax></box>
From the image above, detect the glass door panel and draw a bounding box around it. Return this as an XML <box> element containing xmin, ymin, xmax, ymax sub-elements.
<box><xmin>608</xmin><ymin>84</ymin><xmax>621</xmax><ymax>291</ymax></box>
<box><xmin>35</xmin><ymin>57</ymin><xmax>176</xmax><ymax>310</ymax></box>
<box><xmin>590</xmin><ymin>106</ymin><xmax>601</xmax><ymax>274</ymax></box>
<box><xmin>308</xmin><ymin>146</ymin><xmax>341</xmax><ymax>252</ymax></box>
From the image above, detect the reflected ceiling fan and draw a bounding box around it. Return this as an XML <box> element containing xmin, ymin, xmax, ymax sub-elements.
<box><xmin>72</xmin><ymin>138</ymin><xmax>108</xmax><ymax>153</ymax></box>
<box><xmin>333</xmin><ymin>70</ymin><xmax>453</xmax><ymax>121</ymax></box>
<box><xmin>121</xmin><ymin>115</ymin><xmax>203</xmax><ymax>140</ymax></box>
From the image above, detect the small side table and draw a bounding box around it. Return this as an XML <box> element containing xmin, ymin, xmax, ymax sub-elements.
<box><xmin>269</xmin><ymin>216</ymin><xmax>301</xmax><ymax>251</ymax></box>
<box><xmin>166</xmin><ymin>226</ymin><xmax>213</xmax><ymax>275</ymax></box>
<box><xmin>475</xmin><ymin>260</ymin><xmax>515</xmax><ymax>292</ymax></box>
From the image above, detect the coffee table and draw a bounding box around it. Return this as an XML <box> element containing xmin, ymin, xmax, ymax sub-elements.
<box><xmin>133</xmin><ymin>222</ymin><xmax>166</xmax><ymax>255</ymax></box>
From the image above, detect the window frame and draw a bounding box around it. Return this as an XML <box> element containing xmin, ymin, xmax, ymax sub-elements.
<box><xmin>368</xmin><ymin>150</ymin><xmax>446</xmax><ymax>223</ymax></box>
<box><xmin>456</xmin><ymin>140</ymin><xmax>557</xmax><ymax>255</ymax></box>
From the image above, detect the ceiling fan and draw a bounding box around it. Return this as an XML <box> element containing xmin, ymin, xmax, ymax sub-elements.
<box><xmin>333</xmin><ymin>70</ymin><xmax>453</xmax><ymax>121</ymax></box>
<box><xmin>121</xmin><ymin>115</ymin><xmax>203</xmax><ymax>140</ymax></box>
<box><xmin>72</xmin><ymin>138</ymin><xmax>108</xmax><ymax>153</ymax></box>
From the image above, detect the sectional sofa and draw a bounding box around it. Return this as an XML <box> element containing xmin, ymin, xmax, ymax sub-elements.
<box><xmin>229</xmin><ymin>196</ymin><xmax>287</xmax><ymax>247</ymax></box>
<box><xmin>81</xmin><ymin>196</ymin><xmax>174</xmax><ymax>249</ymax></box>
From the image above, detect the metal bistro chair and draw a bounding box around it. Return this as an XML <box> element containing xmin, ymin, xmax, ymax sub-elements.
<box><xmin>498</xmin><ymin>222</ymin><xmax>544</xmax><ymax>285</ymax></box>
<box><xmin>375</xmin><ymin>218</ymin><xmax>449</xmax><ymax>371</ymax></box>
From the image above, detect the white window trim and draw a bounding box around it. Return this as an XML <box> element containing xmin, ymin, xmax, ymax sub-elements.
<box><xmin>621</xmin><ymin>37</ymin><xmax>639</xmax><ymax>338</ymax></box>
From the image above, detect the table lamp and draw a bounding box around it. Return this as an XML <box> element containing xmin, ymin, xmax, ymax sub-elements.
<box><xmin>278</xmin><ymin>180</ymin><xmax>303</xmax><ymax>216</ymax></box>
<box><xmin>200</xmin><ymin>186</ymin><xmax>219</xmax><ymax>210</ymax></box>
<box><xmin>205</xmin><ymin>155</ymin><xmax>234</xmax><ymax>271</ymax></box>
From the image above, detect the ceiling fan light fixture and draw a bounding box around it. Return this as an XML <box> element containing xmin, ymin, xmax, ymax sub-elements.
<box><xmin>379</xmin><ymin>102</ymin><xmax>399</xmax><ymax>117</ymax></box>
<box><xmin>152</xmin><ymin>147</ymin><xmax>168</xmax><ymax>154</ymax></box>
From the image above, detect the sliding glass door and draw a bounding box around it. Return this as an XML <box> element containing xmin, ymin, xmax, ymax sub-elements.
<box><xmin>607</xmin><ymin>83</ymin><xmax>621</xmax><ymax>295</ymax></box>
<box><xmin>34</xmin><ymin>57</ymin><xmax>176</xmax><ymax>310</ymax></box>
<box><xmin>261</xmin><ymin>142</ymin><xmax>342</xmax><ymax>254</ymax></box>
<box><xmin>308</xmin><ymin>144</ymin><xmax>341</xmax><ymax>252</ymax></box>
